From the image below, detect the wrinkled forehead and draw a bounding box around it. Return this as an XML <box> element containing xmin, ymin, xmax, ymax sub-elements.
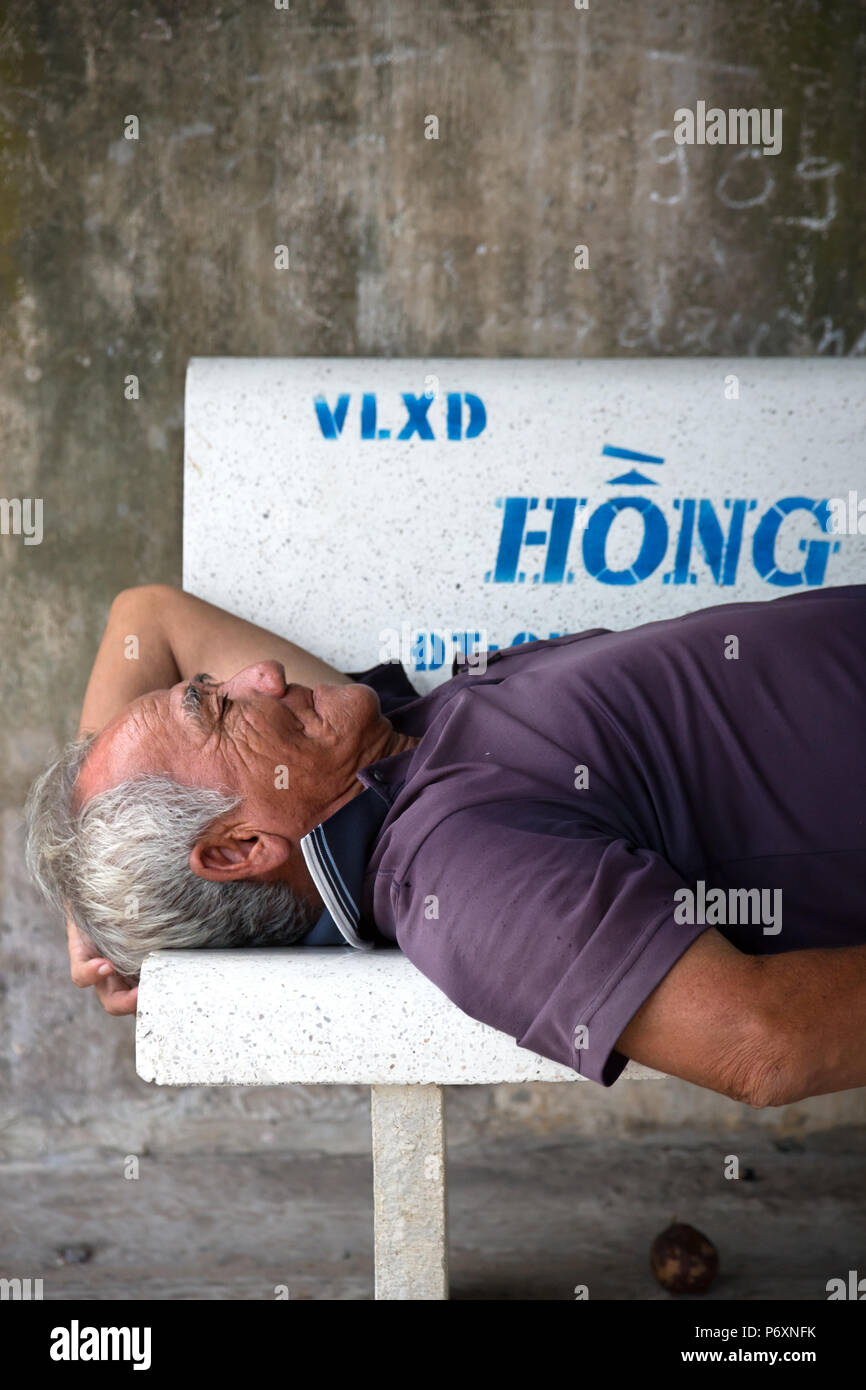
<box><xmin>74</xmin><ymin>689</ymin><xmax>175</xmax><ymax>806</ymax></box>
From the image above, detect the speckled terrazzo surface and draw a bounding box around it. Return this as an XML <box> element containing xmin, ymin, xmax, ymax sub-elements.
<box><xmin>136</xmin><ymin>949</ymin><xmax>662</xmax><ymax>1085</ymax></box>
<box><xmin>184</xmin><ymin>357</ymin><xmax>865</xmax><ymax>694</ymax></box>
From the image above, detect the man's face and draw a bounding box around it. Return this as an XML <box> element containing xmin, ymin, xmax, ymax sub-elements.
<box><xmin>75</xmin><ymin>661</ymin><xmax>393</xmax><ymax>896</ymax></box>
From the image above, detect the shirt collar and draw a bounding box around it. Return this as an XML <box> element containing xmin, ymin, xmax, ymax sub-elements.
<box><xmin>298</xmin><ymin>750</ymin><xmax>412</xmax><ymax>949</ymax></box>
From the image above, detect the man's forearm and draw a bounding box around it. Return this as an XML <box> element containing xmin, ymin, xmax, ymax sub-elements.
<box><xmin>78</xmin><ymin>587</ymin><xmax>180</xmax><ymax>735</ymax></box>
<box><xmin>758</xmin><ymin>943</ymin><xmax>866</xmax><ymax>1102</ymax></box>
<box><xmin>151</xmin><ymin>586</ymin><xmax>353</xmax><ymax>691</ymax></box>
<box><xmin>78</xmin><ymin>584</ymin><xmax>352</xmax><ymax>737</ymax></box>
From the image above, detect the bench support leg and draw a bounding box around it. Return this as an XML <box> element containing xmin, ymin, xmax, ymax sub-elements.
<box><xmin>370</xmin><ymin>1083</ymin><xmax>448</xmax><ymax>1300</ymax></box>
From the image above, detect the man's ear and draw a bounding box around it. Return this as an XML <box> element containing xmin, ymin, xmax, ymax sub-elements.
<box><xmin>189</xmin><ymin>830</ymin><xmax>292</xmax><ymax>882</ymax></box>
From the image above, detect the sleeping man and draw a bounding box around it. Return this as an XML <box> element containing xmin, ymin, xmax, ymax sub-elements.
<box><xmin>25</xmin><ymin>582</ymin><xmax>866</xmax><ymax>1105</ymax></box>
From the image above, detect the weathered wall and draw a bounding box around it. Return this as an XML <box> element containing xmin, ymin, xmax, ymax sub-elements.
<box><xmin>2</xmin><ymin>0</ymin><xmax>865</xmax><ymax>1175</ymax></box>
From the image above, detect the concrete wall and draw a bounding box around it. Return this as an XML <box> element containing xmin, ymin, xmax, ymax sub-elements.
<box><xmin>2</xmin><ymin>0</ymin><xmax>865</xmax><ymax>1174</ymax></box>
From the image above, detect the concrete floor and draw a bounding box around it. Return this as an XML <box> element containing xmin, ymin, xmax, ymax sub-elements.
<box><xmin>4</xmin><ymin>1127</ymin><xmax>864</xmax><ymax>1301</ymax></box>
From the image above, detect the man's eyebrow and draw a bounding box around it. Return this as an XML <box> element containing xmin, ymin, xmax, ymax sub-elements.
<box><xmin>180</xmin><ymin>681</ymin><xmax>206</xmax><ymax>725</ymax></box>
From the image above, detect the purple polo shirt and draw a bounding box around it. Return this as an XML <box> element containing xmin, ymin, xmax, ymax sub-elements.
<box><xmin>300</xmin><ymin>584</ymin><xmax>866</xmax><ymax>1086</ymax></box>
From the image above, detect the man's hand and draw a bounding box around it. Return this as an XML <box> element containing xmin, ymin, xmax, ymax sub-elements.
<box><xmin>66</xmin><ymin>915</ymin><xmax>138</xmax><ymax>1016</ymax></box>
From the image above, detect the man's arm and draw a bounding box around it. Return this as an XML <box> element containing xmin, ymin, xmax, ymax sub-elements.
<box><xmin>391</xmin><ymin>806</ymin><xmax>865</xmax><ymax>1107</ymax></box>
<box><xmin>70</xmin><ymin>584</ymin><xmax>351</xmax><ymax>1013</ymax></box>
<box><xmin>615</xmin><ymin>928</ymin><xmax>866</xmax><ymax>1105</ymax></box>
<box><xmin>78</xmin><ymin>583</ymin><xmax>352</xmax><ymax>737</ymax></box>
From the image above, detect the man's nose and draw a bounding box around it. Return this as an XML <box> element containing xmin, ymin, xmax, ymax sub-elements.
<box><xmin>224</xmin><ymin>660</ymin><xmax>288</xmax><ymax>698</ymax></box>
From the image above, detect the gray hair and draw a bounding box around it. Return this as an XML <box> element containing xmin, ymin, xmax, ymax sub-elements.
<box><xmin>24</xmin><ymin>734</ymin><xmax>318</xmax><ymax>976</ymax></box>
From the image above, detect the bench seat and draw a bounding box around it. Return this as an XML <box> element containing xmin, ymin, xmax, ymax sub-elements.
<box><xmin>136</xmin><ymin>947</ymin><xmax>663</xmax><ymax>1087</ymax></box>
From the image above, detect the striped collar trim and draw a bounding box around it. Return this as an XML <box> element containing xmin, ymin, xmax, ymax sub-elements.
<box><xmin>298</xmin><ymin>778</ymin><xmax>396</xmax><ymax>950</ymax></box>
<box><xmin>300</xmin><ymin>822</ymin><xmax>373</xmax><ymax>951</ymax></box>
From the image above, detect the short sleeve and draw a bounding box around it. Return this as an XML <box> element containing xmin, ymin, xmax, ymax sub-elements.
<box><xmin>390</xmin><ymin>803</ymin><xmax>710</xmax><ymax>1086</ymax></box>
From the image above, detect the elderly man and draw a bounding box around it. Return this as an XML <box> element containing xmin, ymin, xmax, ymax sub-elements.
<box><xmin>26</xmin><ymin>582</ymin><xmax>866</xmax><ymax>1106</ymax></box>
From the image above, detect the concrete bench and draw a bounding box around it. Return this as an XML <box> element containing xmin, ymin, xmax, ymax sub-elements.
<box><xmin>137</xmin><ymin>356</ymin><xmax>863</xmax><ymax>1299</ymax></box>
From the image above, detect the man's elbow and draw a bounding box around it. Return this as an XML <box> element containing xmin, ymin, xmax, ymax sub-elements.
<box><xmin>735</xmin><ymin>1056</ymin><xmax>793</xmax><ymax>1110</ymax></box>
<box><xmin>727</xmin><ymin>1011</ymin><xmax>801</xmax><ymax>1110</ymax></box>
<box><xmin>111</xmin><ymin>583</ymin><xmax>178</xmax><ymax>612</ymax></box>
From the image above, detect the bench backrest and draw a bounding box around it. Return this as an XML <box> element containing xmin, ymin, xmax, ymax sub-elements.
<box><xmin>184</xmin><ymin>358</ymin><xmax>863</xmax><ymax>690</ymax></box>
